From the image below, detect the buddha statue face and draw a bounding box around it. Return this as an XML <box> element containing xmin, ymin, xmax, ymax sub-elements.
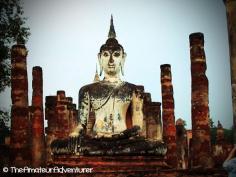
<box><xmin>98</xmin><ymin>38</ymin><xmax>126</xmax><ymax>77</ymax></box>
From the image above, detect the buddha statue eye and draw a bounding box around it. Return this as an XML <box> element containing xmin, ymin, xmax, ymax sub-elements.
<box><xmin>113</xmin><ymin>52</ymin><xmax>120</xmax><ymax>57</ymax></box>
<box><xmin>103</xmin><ymin>52</ymin><xmax>109</xmax><ymax>57</ymax></box>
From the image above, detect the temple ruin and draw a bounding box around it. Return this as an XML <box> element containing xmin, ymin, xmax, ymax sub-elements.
<box><xmin>5</xmin><ymin>3</ymin><xmax>236</xmax><ymax>174</ymax></box>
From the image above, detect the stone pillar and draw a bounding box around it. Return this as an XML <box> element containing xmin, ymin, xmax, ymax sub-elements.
<box><xmin>45</xmin><ymin>91</ymin><xmax>78</xmax><ymax>163</ymax></box>
<box><xmin>146</xmin><ymin>102</ymin><xmax>162</xmax><ymax>141</ymax></box>
<box><xmin>143</xmin><ymin>92</ymin><xmax>162</xmax><ymax>141</ymax></box>
<box><xmin>68</xmin><ymin>99</ymin><xmax>78</xmax><ymax>134</ymax></box>
<box><xmin>45</xmin><ymin>96</ymin><xmax>57</xmax><ymax>163</ymax></box>
<box><xmin>10</xmin><ymin>44</ymin><xmax>31</xmax><ymax>166</ymax></box>
<box><xmin>143</xmin><ymin>92</ymin><xmax>152</xmax><ymax>139</ymax></box>
<box><xmin>216</xmin><ymin>121</ymin><xmax>225</xmax><ymax>144</ymax></box>
<box><xmin>56</xmin><ymin>91</ymin><xmax>77</xmax><ymax>139</ymax></box>
<box><xmin>189</xmin><ymin>33</ymin><xmax>211</xmax><ymax>167</ymax></box>
<box><xmin>212</xmin><ymin>120</ymin><xmax>227</xmax><ymax>167</ymax></box>
<box><xmin>160</xmin><ymin>64</ymin><xmax>177</xmax><ymax>167</ymax></box>
<box><xmin>224</xmin><ymin>0</ymin><xmax>236</xmax><ymax>144</ymax></box>
<box><xmin>176</xmin><ymin>118</ymin><xmax>187</xmax><ymax>169</ymax></box>
<box><xmin>31</xmin><ymin>66</ymin><xmax>45</xmax><ymax>167</ymax></box>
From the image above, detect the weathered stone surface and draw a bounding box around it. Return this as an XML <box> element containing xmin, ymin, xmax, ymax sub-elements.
<box><xmin>225</xmin><ymin>0</ymin><xmax>236</xmax><ymax>144</ymax></box>
<box><xmin>160</xmin><ymin>64</ymin><xmax>177</xmax><ymax>167</ymax></box>
<box><xmin>176</xmin><ymin>118</ymin><xmax>188</xmax><ymax>169</ymax></box>
<box><xmin>48</xmin><ymin>155</ymin><xmax>227</xmax><ymax>177</ymax></box>
<box><xmin>45</xmin><ymin>96</ymin><xmax>57</xmax><ymax>163</ymax></box>
<box><xmin>51</xmin><ymin>155</ymin><xmax>168</xmax><ymax>176</ymax></box>
<box><xmin>212</xmin><ymin>121</ymin><xmax>233</xmax><ymax>167</ymax></box>
<box><xmin>31</xmin><ymin>66</ymin><xmax>45</xmax><ymax>167</ymax></box>
<box><xmin>189</xmin><ymin>33</ymin><xmax>211</xmax><ymax>168</ymax></box>
<box><xmin>10</xmin><ymin>44</ymin><xmax>31</xmax><ymax>167</ymax></box>
<box><xmin>45</xmin><ymin>91</ymin><xmax>78</xmax><ymax>163</ymax></box>
<box><xmin>145</xmin><ymin>102</ymin><xmax>162</xmax><ymax>141</ymax></box>
<box><xmin>51</xmin><ymin>126</ymin><xmax>167</xmax><ymax>156</ymax></box>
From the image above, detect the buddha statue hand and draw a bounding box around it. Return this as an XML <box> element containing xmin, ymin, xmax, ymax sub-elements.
<box><xmin>69</xmin><ymin>124</ymin><xmax>84</xmax><ymax>137</ymax></box>
<box><xmin>68</xmin><ymin>124</ymin><xmax>85</xmax><ymax>153</ymax></box>
<box><xmin>132</xmin><ymin>89</ymin><xmax>144</xmax><ymax>129</ymax></box>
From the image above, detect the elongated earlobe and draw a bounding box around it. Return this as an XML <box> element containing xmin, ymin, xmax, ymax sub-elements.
<box><xmin>98</xmin><ymin>53</ymin><xmax>103</xmax><ymax>76</ymax></box>
<box><xmin>120</xmin><ymin>52</ymin><xmax>126</xmax><ymax>76</ymax></box>
<box><xmin>100</xmin><ymin>67</ymin><xmax>103</xmax><ymax>76</ymax></box>
<box><xmin>120</xmin><ymin>63</ymin><xmax>124</xmax><ymax>76</ymax></box>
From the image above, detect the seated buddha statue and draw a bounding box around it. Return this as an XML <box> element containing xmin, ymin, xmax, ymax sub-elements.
<box><xmin>51</xmin><ymin>16</ymin><xmax>166</xmax><ymax>156</ymax></box>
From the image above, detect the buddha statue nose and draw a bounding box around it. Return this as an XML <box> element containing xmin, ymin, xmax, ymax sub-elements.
<box><xmin>109</xmin><ymin>55</ymin><xmax>114</xmax><ymax>64</ymax></box>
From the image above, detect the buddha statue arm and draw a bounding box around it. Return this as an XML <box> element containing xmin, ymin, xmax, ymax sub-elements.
<box><xmin>131</xmin><ymin>89</ymin><xmax>144</xmax><ymax>130</ymax></box>
<box><xmin>78</xmin><ymin>87</ymin><xmax>90</xmax><ymax>128</ymax></box>
<box><xmin>69</xmin><ymin>87</ymin><xmax>90</xmax><ymax>137</ymax></box>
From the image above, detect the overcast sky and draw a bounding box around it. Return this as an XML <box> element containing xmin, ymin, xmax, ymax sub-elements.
<box><xmin>0</xmin><ymin>0</ymin><xmax>233</xmax><ymax>129</ymax></box>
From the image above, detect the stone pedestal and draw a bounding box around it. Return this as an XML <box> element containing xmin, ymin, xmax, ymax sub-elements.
<box><xmin>50</xmin><ymin>155</ymin><xmax>168</xmax><ymax>177</ymax></box>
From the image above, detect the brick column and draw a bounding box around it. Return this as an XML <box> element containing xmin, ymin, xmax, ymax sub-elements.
<box><xmin>216</xmin><ymin>121</ymin><xmax>224</xmax><ymax>144</ymax></box>
<box><xmin>146</xmin><ymin>102</ymin><xmax>162</xmax><ymax>141</ymax></box>
<box><xmin>10</xmin><ymin>44</ymin><xmax>31</xmax><ymax>166</ymax></box>
<box><xmin>45</xmin><ymin>96</ymin><xmax>57</xmax><ymax>163</ymax></box>
<box><xmin>189</xmin><ymin>33</ymin><xmax>211</xmax><ymax>167</ymax></box>
<box><xmin>31</xmin><ymin>66</ymin><xmax>45</xmax><ymax>167</ymax></box>
<box><xmin>176</xmin><ymin>118</ymin><xmax>187</xmax><ymax>169</ymax></box>
<box><xmin>56</xmin><ymin>91</ymin><xmax>77</xmax><ymax>139</ymax></box>
<box><xmin>224</xmin><ymin>0</ymin><xmax>236</xmax><ymax>144</ymax></box>
<box><xmin>160</xmin><ymin>64</ymin><xmax>177</xmax><ymax>167</ymax></box>
<box><xmin>45</xmin><ymin>91</ymin><xmax>78</xmax><ymax>163</ymax></box>
<box><xmin>143</xmin><ymin>92</ymin><xmax>151</xmax><ymax>139</ymax></box>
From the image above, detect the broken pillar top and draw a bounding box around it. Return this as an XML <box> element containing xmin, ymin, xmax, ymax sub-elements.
<box><xmin>33</xmin><ymin>66</ymin><xmax>42</xmax><ymax>72</ymax></box>
<box><xmin>66</xmin><ymin>97</ymin><xmax>73</xmax><ymax>103</ymax></box>
<box><xmin>160</xmin><ymin>64</ymin><xmax>172</xmax><ymax>78</ymax></box>
<box><xmin>45</xmin><ymin>96</ymin><xmax>57</xmax><ymax>108</ymax></box>
<box><xmin>160</xmin><ymin>64</ymin><xmax>171</xmax><ymax>69</ymax></box>
<box><xmin>149</xmin><ymin>102</ymin><xmax>161</xmax><ymax>107</ymax></box>
<box><xmin>32</xmin><ymin>66</ymin><xmax>42</xmax><ymax>79</ymax></box>
<box><xmin>57</xmin><ymin>90</ymin><xmax>65</xmax><ymax>100</ymax></box>
<box><xmin>144</xmin><ymin>92</ymin><xmax>152</xmax><ymax>103</ymax></box>
<box><xmin>176</xmin><ymin>118</ymin><xmax>185</xmax><ymax>126</ymax></box>
<box><xmin>11</xmin><ymin>44</ymin><xmax>28</xmax><ymax>58</ymax></box>
<box><xmin>189</xmin><ymin>32</ymin><xmax>204</xmax><ymax>46</ymax></box>
<box><xmin>136</xmin><ymin>85</ymin><xmax>144</xmax><ymax>92</ymax></box>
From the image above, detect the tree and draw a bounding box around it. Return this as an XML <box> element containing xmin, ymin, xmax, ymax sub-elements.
<box><xmin>0</xmin><ymin>0</ymin><xmax>30</xmax><ymax>126</ymax></box>
<box><xmin>209</xmin><ymin>118</ymin><xmax>216</xmax><ymax>128</ymax></box>
<box><xmin>0</xmin><ymin>0</ymin><xmax>30</xmax><ymax>92</ymax></box>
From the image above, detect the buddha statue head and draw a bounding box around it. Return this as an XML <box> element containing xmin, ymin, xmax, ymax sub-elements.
<box><xmin>98</xmin><ymin>16</ymin><xmax>126</xmax><ymax>79</ymax></box>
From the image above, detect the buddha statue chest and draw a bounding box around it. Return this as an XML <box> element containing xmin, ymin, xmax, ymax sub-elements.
<box><xmin>79</xmin><ymin>81</ymin><xmax>137</xmax><ymax>137</ymax></box>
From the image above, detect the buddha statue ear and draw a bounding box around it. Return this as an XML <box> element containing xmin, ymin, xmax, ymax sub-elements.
<box><xmin>98</xmin><ymin>53</ymin><xmax>103</xmax><ymax>76</ymax></box>
<box><xmin>120</xmin><ymin>52</ymin><xmax>126</xmax><ymax>76</ymax></box>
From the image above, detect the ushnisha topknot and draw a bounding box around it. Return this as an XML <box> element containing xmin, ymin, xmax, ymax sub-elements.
<box><xmin>100</xmin><ymin>15</ymin><xmax>124</xmax><ymax>53</ymax></box>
